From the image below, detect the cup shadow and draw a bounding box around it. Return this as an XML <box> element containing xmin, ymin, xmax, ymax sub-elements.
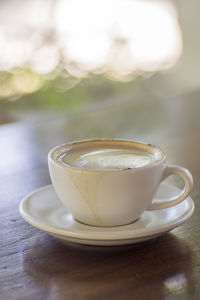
<box><xmin>22</xmin><ymin>232</ymin><xmax>196</xmax><ymax>299</ymax></box>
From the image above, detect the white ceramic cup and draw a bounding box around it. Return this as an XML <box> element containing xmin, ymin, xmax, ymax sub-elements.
<box><xmin>48</xmin><ymin>139</ymin><xmax>193</xmax><ymax>227</ymax></box>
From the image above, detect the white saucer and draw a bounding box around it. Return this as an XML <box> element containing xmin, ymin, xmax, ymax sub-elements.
<box><xmin>19</xmin><ymin>183</ymin><xmax>194</xmax><ymax>246</ymax></box>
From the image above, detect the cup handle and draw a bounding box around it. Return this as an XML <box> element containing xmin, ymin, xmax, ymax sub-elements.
<box><xmin>147</xmin><ymin>165</ymin><xmax>193</xmax><ymax>210</ymax></box>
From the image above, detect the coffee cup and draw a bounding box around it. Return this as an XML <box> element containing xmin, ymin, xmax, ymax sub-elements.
<box><xmin>48</xmin><ymin>139</ymin><xmax>193</xmax><ymax>227</ymax></box>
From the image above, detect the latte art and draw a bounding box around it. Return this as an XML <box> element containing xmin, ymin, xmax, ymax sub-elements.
<box><xmin>59</xmin><ymin>148</ymin><xmax>156</xmax><ymax>170</ymax></box>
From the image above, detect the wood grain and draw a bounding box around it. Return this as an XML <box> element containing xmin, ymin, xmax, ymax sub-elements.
<box><xmin>1</xmin><ymin>91</ymin><xmax>200</xmax><ymax>299</ymax></box>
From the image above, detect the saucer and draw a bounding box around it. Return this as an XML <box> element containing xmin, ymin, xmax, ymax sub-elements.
<box><xmin>19</xmin><ymin>183</ymin><xmax>194</xmax><ymax>246</ymax></box>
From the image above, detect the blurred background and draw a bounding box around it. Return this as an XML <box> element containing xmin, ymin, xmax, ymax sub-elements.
<box><xmin>0</xmin><ymin>0</ymin><xmax>199</xmax><ymax>123</ymax></box>
<box><xmin>0</xmin><ymin>0</ymin><xmax>199</xmax><ymax>145</ymax></box>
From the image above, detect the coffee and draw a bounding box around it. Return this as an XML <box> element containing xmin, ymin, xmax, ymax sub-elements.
<box><xmin>58</xmin><ymin>147</ymin><xmax>157</xmax><ymax>170</ymax></box>
<box><xmin>49</xmin><ymin>139</ymin><xmax>193</xmax><ymax>226</ymax></box>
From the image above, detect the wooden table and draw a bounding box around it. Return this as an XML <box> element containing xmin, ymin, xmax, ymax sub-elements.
<box><xmin>1</xmin><ymin>91</ymin><xmax>200</xmax><ymax>299</ymax></box>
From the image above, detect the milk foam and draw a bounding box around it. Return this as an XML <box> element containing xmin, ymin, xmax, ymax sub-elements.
<box><xmin>60</xmin><ymin>148</ymin><xmax>156</xmax><ymax>170</ymax></box>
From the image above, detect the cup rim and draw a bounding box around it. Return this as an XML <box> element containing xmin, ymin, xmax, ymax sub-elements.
<box><xmin>48</xmin><ymin>138</ymin><xmax>166</xmax><ymax>172</ymax></box>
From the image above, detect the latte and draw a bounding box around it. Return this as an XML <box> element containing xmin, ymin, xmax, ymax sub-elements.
<box><xmin>48</xmin><ymin>139</ymin><xmax>192</xmax><ymax>227</ymax></box>
<box><xmin>59</xmin><ymin>147</ymin><xmax>157</xmax><ymax>170</ymax></box>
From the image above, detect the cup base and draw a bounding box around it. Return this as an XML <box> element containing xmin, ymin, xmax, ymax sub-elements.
<box><xmin>73</xmin><ymin>217</ymin><xmax>140</xmax><ymax>228</ymax></box>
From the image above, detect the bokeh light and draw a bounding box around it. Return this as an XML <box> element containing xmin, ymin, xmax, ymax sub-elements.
<box><xmin>0</xmin><ymin>0</ymin><xmax>182</xmax><ymax>99</ymax></box>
